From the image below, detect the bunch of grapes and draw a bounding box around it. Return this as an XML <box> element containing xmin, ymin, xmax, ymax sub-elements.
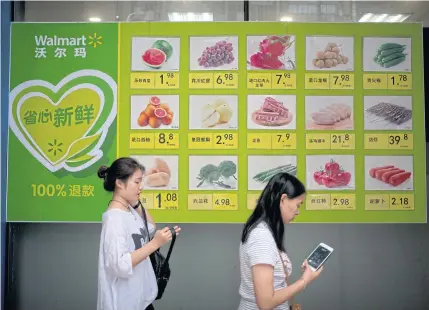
<box><xmin>198</xmin><ymin>40</ymin><xmax>234</xmax><ymax>68</ymax></box>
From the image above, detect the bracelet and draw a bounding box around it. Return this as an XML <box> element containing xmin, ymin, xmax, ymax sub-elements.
<box><xmin>300</xmin><ymin>277</ymin><xmax>307</xmax><ymax>290</ymax></box>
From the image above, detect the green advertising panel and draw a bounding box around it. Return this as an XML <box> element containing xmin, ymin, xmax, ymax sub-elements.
<box><xmin>8</xmin><ymin>22</ymin><xmax>426</xmax><ymax>223</ymax></box>
<box><xmin>7</xmin><ymin>23</ymin><xmax>117</xmax><ymax>221</ymax></box>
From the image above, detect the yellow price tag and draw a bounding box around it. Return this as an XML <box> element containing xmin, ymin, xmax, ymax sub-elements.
<box><xmin>271</xmin><ymin>133</ymin><xmax>296</xmax><ymax>149</ymax></box>
<box><xmin>365</xmin><ymin>194</ymin><xmax>390</xmax><ymax>211</ymax></box>
<box><xmin>363</xmin><ymin>74</ymin><xmax>388</xmax><ymax>89</ymax></box>
<box><xmin>388</xmin><ymin>74</ymin><xmax>412</xmax><ymax>90</ymax></box>
<box><xmin>305</xmin><ymin>73</ymin><xmax>330</xmax><ymax>89</ymax></box>
<box><xmin>139</xmin><ymin>193</ymin><xmax>154</xmax><ymax>210</ymax></box>
<box><xmin>154</xmin><ymin>72</ymin><xmax>179</xmax><ymax>89</ymax></box>
<box><xmin>213</xmin><ymin>194</ymin><xmax>238</xmax><ymax>210</ymax></box>
<box><xmin>306</xmin><ymin>194</ymin><xmax>331</xmax><ymax>210</ymax></box>
<box><xmin>213</xmin><ymin>72</ymin><xmax>238</xmax><ymax>89</ymax></box>
<box><xmin>330</xmin><ymin>133</ymin><xmax>355</xmax><ymax>150</ymax></box>
<box><xmin>331</xmin><ymin>194</ymin><xmax>355</xmax><ymax>210</ymax></box>
<box><xmin>188</xmin><ymin>194</ymin><xmax>213</xmax><ymax>210</ymax></box>
<box><xmin>306</xmin><ymin>133</ymin><xmax>331</xmax><ymax>150</ymax></box>
<box><xmin>388</xmin><ymin>133</ymin><xmax>413</xmax><ymax>149</ymax></box>
<box><xmin>130</xmin><ymin>73</ymin><xmax>155</xmax><ymax>89</ymax></box>
<box><xmin>212</xmin><ymin>133</ymin><xmax>238</xmax><ymax>149</ymax></box>
<box><xmin>364</xmin><ymin>134</ymin><xmax>388</xmax><ymax>149</ymax></box>
<box><xmin>247</xmin><ymin>133</ymin><xmax>271</xmax><ymax>149</ymax></box>
<box><xmin>271</xmin><ymin>73</ymin><xmax>296</xmax><ymax>89</ymax></box>
<box><xmin>188</xmin><ymin>133</ymin><xmax>213</xmax><ymax>149</ymax></box>
<box><xmin>154</xmin><ymin>132</ymin><xmax>179</xmax><ymax>149</ymax></box>
<box><xmin>153</xmin><ymin>192</ymin><xmax>178</xmax><ymax>210</ymax></box>
<box><xmin>330</xmin><ymin>73</ymin><xmax>354</xmax><ymax>89</ymax></box>
<box><xmin>247</xmin><ymin>73</ymin><xmax>272</xmax><ymax>89</ymax></box>
<box><xmin>189</xmin><ymin>73</ymin><xmax>214</xmax><ymax>89</ymax></box>
<box><xmin>390</xmin><ymin>194</ymin><xmax>414</xmax><ymax>210</ymax></box>
<box><xmin>129</xmin><ymin>133</ymin><xmax>155</xmax><ymax>149</ymax></box>
<box><xmin>247</xmin><ymin>193</ymin><xmax>260</xmax><ymax>210</ymax></box>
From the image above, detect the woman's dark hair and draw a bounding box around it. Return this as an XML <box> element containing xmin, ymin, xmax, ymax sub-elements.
<box><xmin>97</xmin><ymin>157</ymin><xmax>145</xmax><ymax>192</ymax></box>
<box><xmin>241</xmin><ymin>172</ymin><xmax>306</xmax><ymax>252</ymax></box>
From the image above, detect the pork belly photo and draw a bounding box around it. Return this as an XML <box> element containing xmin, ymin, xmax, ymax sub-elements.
<box><xmin>305</xmin><ymin>96</ymin><xmax>354</xmax><ymax>130</ymax></box>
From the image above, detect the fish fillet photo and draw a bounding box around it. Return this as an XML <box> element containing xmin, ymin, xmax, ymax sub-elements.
<box><xmin>306</xmin><ymin>36</ymin><xmax>354</xmax><ymax>71</ymax></box>
<box><xmin>247</xmin><ymin>95</ymin><xmax>296</xmax><ymax>130</ymax></box>
<box><xmin>131</xmin><ymin>37</ymin><xmax>180</xmax><ymax>72</ymax></box>
<box><xmin>364</xmin><ymin>96</ymin><xmax>412</xmax><ymax>130</ymax></box>
<box><xmin>189</xmin><ymin>95</ymin><xmax>238</xmax><ymax>130</ymax></box>
<box><xmin>365</xmin><ymin>156</ymin><xmax>413</xmax><ymax>191</ymax></box>
<box><xmin>305</xmin><ymin>96</ymin><xmax>354</xmax><ymax>130</ymax></box>
<box><xmin>247</xmin><ymin>155</ymin><xmax>297</xmax><ymax>191</ymax></box>
<box><xmin>131</xmin><ymin>155</ymin><xmax>179</xmax><ymax>190</ymax></box>
<box><xmin>363</xmin><ymin>37</ymin><xmax>412</xmax><ymax>72</ymax></box>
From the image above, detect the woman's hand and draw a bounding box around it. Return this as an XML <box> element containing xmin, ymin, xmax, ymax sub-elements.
<box><xmin>301</xmin><ymin>260</ymin><xmax>323</xmax><ymax>285</ymax></box>
<box><xmin>152</xmin><ymin>226</ymin><xmax>181</xmax><ymax>248</ymax></box>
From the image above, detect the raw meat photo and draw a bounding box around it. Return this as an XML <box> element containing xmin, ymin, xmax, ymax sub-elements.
<box><xmin>189</xmin><ymin>36</ymin><xmax>238</xmax><ymax>71</ymax></box>
<box><xmin>131</xmin><ymin>37</ymin><xmax>180</xmax><ymax>71</ymax></box>
<box><xmin>364</xmin><ymin>96</ymin><xmax>412</xmax><ymax>130</ymax></box>
<box><xmin>365</xmin><ymin>156</ymin><xmax>413</xmax><ymax>191</ymax></box>
<box><xmin>131</xmin><ymin>155</ymin><xmax>179</xmax><ymax>190</ymax></box>
<box><xmin>189</xmin><ymin>156</ymin><xmax>238</xmax><ymax>190</ymax></box>
<box><xmin>247</xmin><ymin>95</ymin><xmax>296</xmax><ymax>130</ymax></box>
<box><xmin>363</xmin><ymin>37</ymin><xmax>411</xmax><ymax>72</ymax></box>
<box><xmin>305</xmin><ymin>96</ymin><xmax>354</xmax><ymax>130</ymax></box>
<box><xmin>306</xmin><ymin>36</ymin><xmax>354</xmax><ymax>71</ymax></box>
<box><xmin>248</xmin><ymin>156</ymin><xmax>297</xmax><ymax>191</ymax></box>
<box><xmin>306</xmin><ymin>155</ymin><xmax>355</xmax><ymax>190</ymax></box>
<box><xmin>189</xmin><ymin>95</ymin><xmax>238</xmax><ymax>130</ymax></box>
<box><xmin>130</xmin><ymin>95</ymin><xmax>179</xmax><ymax>130</ymax></box>
<box><xmin>246</xmin><ymin>35</ymin><xmax>296</xmax><ymax>70</ymax></box>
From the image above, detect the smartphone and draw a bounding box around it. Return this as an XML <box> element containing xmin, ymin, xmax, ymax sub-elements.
<box><xmin>306</xmin><ymin>243</ymin><xmax>334</xmax><ymax>271</ymax></box>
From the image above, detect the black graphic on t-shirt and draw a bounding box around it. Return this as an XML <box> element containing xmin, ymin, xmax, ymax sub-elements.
<box><xmin>131</xmin><ymin>228</ymin><xmax>148</xmax><ymax>250</ymax></box>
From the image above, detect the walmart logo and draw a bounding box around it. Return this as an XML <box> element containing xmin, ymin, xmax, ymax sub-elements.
<box><xmin>88</xmin><ymin>33</ymin><xmax>103</xmax><ymax>48</ymax></box>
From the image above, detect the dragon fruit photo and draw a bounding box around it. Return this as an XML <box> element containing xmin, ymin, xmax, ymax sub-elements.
<box><xmin>247</xmin><ymin>35</ymin><xmax>296</xmax><ymax>70</ymax></box>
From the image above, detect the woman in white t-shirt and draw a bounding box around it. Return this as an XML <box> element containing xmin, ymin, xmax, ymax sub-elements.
<box><xmin>239</xmin><ymin>173</ymin><xmax>323</xmax><ymax>310</ymax></box>
<box><xmin>96</xmin><ymin>157</ymin><xmax>181</xmax><ymax>310</ymax></box>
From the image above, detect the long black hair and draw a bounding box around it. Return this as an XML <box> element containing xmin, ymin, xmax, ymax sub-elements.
<box><xmin>241</xmin><ymin>172</ymin><xmax>306</xmax><ymax>252</ymax></box>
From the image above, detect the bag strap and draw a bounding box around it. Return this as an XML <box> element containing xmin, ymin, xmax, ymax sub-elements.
<box><xmin>140</xmin><ymin>201</ymin><xmax>177</xmax><ymax>264</ymax></box>
<box><xmin>278</xmin><ymin>249</ymin><xmax>295</xmax><ymax>306</ymax></box>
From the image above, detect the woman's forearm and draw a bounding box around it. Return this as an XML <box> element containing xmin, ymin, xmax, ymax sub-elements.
<box><xmin>258</xmin><ymin>279</ymin><xmax>306</xmax><ymax>310</ymax></box>
<box><xmin>130</xmin><ymin>239</ymin><xmax>159</xmax><ymax>267</ymax></box>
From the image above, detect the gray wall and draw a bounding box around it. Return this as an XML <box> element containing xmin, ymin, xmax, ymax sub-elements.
<box><xmin>11</xmin><ymin>189</ymin><xmax>429</xmax><ymax>310</ymax></box>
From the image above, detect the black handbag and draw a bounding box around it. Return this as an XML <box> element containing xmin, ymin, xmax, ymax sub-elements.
<box><xmin>141</xmin><ymin>206</ymin><xmax>177</xmax><ymax>300</ymax></box>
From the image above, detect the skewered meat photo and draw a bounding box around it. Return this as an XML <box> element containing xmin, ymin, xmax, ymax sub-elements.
<box><xmin>247</xmin><ymin>95</ymin><xmax>296</xmax><ymax>130</ymax></box>
<box><xmin>365</xmin><ymin>156</ymin><xmax>413</xmax><ymax>191</ymax></box>
<box><xmin>305</xmin><ymin>96</ymin><xmax>354</xmax><ymax>130</ymax></box>
<box><xmin>364</xmin><ymin>96</ymin><xmax>412</xmax><ymax>130</ymax></box>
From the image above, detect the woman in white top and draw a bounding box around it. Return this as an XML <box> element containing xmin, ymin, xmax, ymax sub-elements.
<box><xmin>239</xmin><ymin>173</ymin><xmax>323</xmax><ymax>310</ymax></box>
<box><xmin>96</xmin><ymin>157</ymin><xmax>181</xmax><ymax>310</ymax></box>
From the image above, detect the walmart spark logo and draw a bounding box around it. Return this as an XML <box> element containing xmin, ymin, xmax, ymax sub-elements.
<box><xmin>88</xmin><ymin>33</ymin><xmax>102</xmax><ymax>48</ymax></box>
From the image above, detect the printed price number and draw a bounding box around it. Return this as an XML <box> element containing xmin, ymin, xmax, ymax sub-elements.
<box><xmin>390</xmin><ymin>194</ymin><xmax>414</xmax><ymax>210</ymax></box>
<box><xmin>388</xmin><ymin>74</ymin><xmax>412</xmax><ymax>90</ymax></box>
<box><xmin>213</xmin><ymin>133</ymin><xmax>238</xmax><ymax>149</ymax></box>
<box><xmin>331</xmin><ymin>133</ymin><xmax>355</xmax><ymax>149</ymax></box>
<box><xmin>155</xmin><ymin>132</ymin><xmax>179</xmax><ymax>149</ymax></box>
<box><xmin>213</xmin><ymin>194</ymin><xmax>238</xmax><ymax>210</ymax></box>
<box><xmin>330</xmin><ymin>74</ymin><xmax>354</xmax><ymax>89</ymax></box>
<box><xmin>272</xmin><ymin>72</ymin><xmax>296</xmax><ymax>89</ymax></box>
<box><xmin>331</xmin><ymin>194</ymin><xmax>355</xmax><ymax>210</ymax></box>
<box><xmin>155</xmin><ymin>192</ymin><xmax>178</xmax><ymax>210</ymax></box>
<box><xmin>272</xmin><ymin>133</ymin><xmax>296</xmax><ymax>149</ymax></box>
<box><xmin>214</xmin><ymin>73</ymin><xmax>238</xmax><ymax>88</ymax></box>
<box><xmin>332</xmin><ymin>197</ymin><xmax>350</xmax><ymax>206</ymax></box>
<box><xmin>388</xmin><ymin>133</ymin><xmax>413</xmax><ymax>149</ymax></box>
<box><xmin>155</xmin><ymin>72</ymin><xmax>179</xmax><ymax>89</ymax></box>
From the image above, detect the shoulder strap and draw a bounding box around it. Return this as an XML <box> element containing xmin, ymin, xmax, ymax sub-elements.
<box><xmin>278</xmin><ymin>249</ymin><xmax>295</xmax><ymax>306</ymax></box>
<box><xmin>140</xmin><ymin>202</ymin><xmax>177</xmax><ymax>265</ymax></box>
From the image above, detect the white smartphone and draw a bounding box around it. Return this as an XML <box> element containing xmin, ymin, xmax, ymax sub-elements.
<box><xmin>306</xmin><ymin>242</ymin><xmax>334</xmax><ymax>271</ymax></box>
